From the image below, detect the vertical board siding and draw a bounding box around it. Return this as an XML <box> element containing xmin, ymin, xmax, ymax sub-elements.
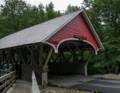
<box><xmin>48</xmin><ymin>14</ymin><xmax>100</xmax><ymax>49</ymax></box>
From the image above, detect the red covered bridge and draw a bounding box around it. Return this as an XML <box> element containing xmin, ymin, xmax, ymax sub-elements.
<box><xmin>0</xmin><ymin>9</ymin><xmax>104</xmax><ymax>92</ymax></box>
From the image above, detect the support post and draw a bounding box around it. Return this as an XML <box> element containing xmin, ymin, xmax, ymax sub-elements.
<box><xmin>84</xmin><ymin>51</ymin><xmax>92</xmax><ymax>77</ymax></box>
<box><xmin>43</xmin><ymin>48</ymin><xmax>53</xmax><ymax>71</ymax></box>
<box><xmin>84</xmin><ymin>62</ymin><xmax>88</xmax><ymax>76</ymax></box>
<box><xmin>39</xmin><ymin>45</ymin><xmax>43</xmax><ymax>67</ymax></box>
<box><xmin>42</xmin><ymin>48</ymin><xmax>53</xmax><ymax>88</ymax></box>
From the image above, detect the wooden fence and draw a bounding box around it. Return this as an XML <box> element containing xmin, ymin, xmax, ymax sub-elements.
<box><xmin>0</xmin><ymin>71</ymin><xmax>16</xmax><ymax>93</ymax></box>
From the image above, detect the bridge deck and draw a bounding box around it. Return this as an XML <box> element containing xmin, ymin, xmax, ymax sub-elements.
<box><xmin>7</xmin><ymin>80</ymin><xmax>32</xmax><ymax>93</ymax></box>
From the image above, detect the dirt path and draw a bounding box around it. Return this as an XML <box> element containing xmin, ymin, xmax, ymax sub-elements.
<box><xmin>7</xmin><ymin>80</ymin><xmax>32</xmax><ymax>93</ymax></box>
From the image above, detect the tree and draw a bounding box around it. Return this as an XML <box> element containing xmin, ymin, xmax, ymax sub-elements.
<box><xmin>45</xmin><ymin>2</ymin><xmax>60</xmax><ymax>20</ymax></box>
<box><xmin>46</xmin><ymin>2</ymin><xmax>54</xmax><ymax>19</ymax></box>
<box><xmin>65</xmin><ymin>5</ymin><xmax>80</xmax><ymax>14</ymax></box>
<box><xmin>87</xmin><ymin>0</ymin><xmax>120</xmax><ymax>74</ymax></box>
<box><xmin>38</xmin><ymin>3</ymin><xmax>45</xmax><ymax>22</ymax></box>
<box><xmin>0</xmin><ymin>0</ymin><xmax>30</xmax><ymax>37</ymax></box>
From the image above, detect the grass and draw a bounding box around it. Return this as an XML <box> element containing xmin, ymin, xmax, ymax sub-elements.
<box><xmin>94</xmin><ymin>73</ymin><xmax>120</xmax><ymax>80</ymax></box>
<box><xmin>41</xmin><ymin>87</ymin><xmax>92</xmax><ymax>93</ymax></box>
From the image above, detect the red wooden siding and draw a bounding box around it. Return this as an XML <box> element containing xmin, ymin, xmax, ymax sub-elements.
<box><xmin>48</xmin><ymin>14</ymin><xmax>100</xmax><ymax>50</ymax></box>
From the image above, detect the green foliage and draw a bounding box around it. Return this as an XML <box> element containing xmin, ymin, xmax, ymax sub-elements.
<box><xmin>87</xmin><ymin>0</ymin><xmax>120</xmax><ymax>74</ymax></box>
<box><xmin>65</xmin><ymin>5</ymin><xmax>80</xmax><ymax>14</ymax></box>
<box><xmin>46</xmin><ymin>2</ymin><xmax>58</xmax><ymax>20</ymax></box>
<box><xmin>46</xmin><ymin>87</ymin><xmax>91</xmax><ymax>93</ymax></box>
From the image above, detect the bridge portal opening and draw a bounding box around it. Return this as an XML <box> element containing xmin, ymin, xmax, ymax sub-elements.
<box><xmin>48</xmin><ymin>40</ymin><xmax>94</xmax><ymax>76</ymax></box>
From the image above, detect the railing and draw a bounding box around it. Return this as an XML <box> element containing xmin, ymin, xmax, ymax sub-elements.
<box><xmin>32</xmin><ymin>71</ymin><xmax>40</xmax><ymax>93</ymax></box>
<box><xmin>0</xmin><ymin>71</ymin><xmax>16</xmax><ymax>93</ymax></box>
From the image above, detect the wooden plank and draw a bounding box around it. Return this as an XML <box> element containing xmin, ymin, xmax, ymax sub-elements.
<box><xmin>38</xmin><ymin>45</ymin><xmax>43</xmax><ymax>66</ymax></box>
<box><xmin>0</xmin><ymin>71</ymin><xmax>16</xmax><ymax>93</ymax></box>
<box><xmin>43</xmin><ymin>48</ymin><xmax>53</xmax><ymax>71</ymax></box>
<box><xmin>0</xmin><ymin>71</ymin><xmax>15</xmax><ymax>82</ymax></box>
<box><xmin>2</xmin><ymin>80</ymin><xmax>15</xmax><ymax>93</ymax></box>
<box><xmin>27</xmin><ymin>46</ymin><xmax>34</xmax><ymax>65</ymax></box>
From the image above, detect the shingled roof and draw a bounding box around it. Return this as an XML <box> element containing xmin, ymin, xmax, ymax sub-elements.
<box><xmin>0</xmin><ymin>9</ymin><xmax>104</xmax><ymax>52</ymax></box>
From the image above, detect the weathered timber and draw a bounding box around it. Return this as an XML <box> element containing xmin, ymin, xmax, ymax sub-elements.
<box><xmin>39</xmin><ymin>45</ymin><xmax>43</xmax><ymax>66</ymax></box>
<box><xmin>43</xmin><ymin>48</ymin><xmax>53</xmax><ymax>71</ymax></box>
<box><xmin>0</xmin><ymin>71</ymin><xmax>16</xmax><ymax>93</ymax></box>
